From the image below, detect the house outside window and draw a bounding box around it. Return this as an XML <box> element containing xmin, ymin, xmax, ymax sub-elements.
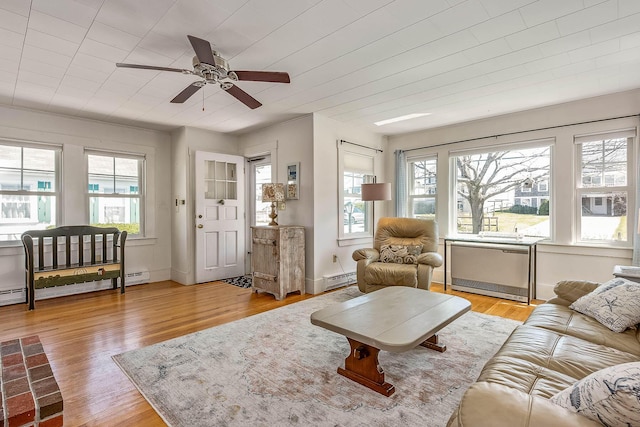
<box><xmin>87</xmin><ymin>152</ymin><xmax>144</xmax><ymax>236</ymax></box>
<box><xmin>0</xmin><ymin>143</ymin><xmax>60</xmax><ymax>241</ymax></box>
<box><xmin>408</xmin><ymin>156</ymin><xmax>436</xmax><ymax>220</ymax></box>
<box><xmin>575</xmin><ymin>130</ymin><xmax>634</xmax><ymax>244</ymax></box>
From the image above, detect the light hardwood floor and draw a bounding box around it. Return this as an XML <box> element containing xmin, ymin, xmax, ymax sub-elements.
<box><xmin>0</xmin><ymin>281</ymin><xmax>543</xmax><ymax>426</ymax></box>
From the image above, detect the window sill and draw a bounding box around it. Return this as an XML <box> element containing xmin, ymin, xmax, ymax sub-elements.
<box><xmin>337</xmin><ymin>235</ymin><xmax>373</xmax><ymax>247</ymax></box>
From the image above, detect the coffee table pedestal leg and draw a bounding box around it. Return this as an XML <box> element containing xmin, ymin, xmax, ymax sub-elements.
<box><xmin>337</xmin><ymin>337</ymin><xmax>395</xmax><ymax>396</ymax></box>
<box><xmin>420</xmin><ymin>334</ymin><xmax>446</xmax><ymax>352</ymax></box>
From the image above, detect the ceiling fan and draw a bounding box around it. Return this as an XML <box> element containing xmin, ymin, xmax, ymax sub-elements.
<box><xmin>116</xmin><ymin>35</ymin><xmax>290</xmax><ymax>109</ymax></box>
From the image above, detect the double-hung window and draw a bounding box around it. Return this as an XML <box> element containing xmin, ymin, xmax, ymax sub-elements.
<box><xmin>0</xmin><ymin>142</ymin><xmax>60</xmax><ymax>241</ymax></box>
<box><xmin>338</xmin><ymin>144</ymin><xmax>376</xmax><ymax>242</ymax></box>
<box><xmin>575</xmin><ymin>129</ymin><xmax>635</xmax><ymax>244</ymax></box>
<box><xmin>408</xmin><ymin>156</ymin><xmax>437</xmax><ymax>220</ymax></box>
<box><xmin>87</xmin><ymin>151</ymin><xmax>144</xmax><ymax>236</ymax></box>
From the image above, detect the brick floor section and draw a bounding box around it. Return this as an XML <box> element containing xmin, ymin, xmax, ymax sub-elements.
<box><xmin>1</xmin><ymin>336</ymin><xmax>63</xmax><ymax>427</ymax></box>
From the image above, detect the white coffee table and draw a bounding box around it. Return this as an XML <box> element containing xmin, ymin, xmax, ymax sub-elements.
<box><xmin>310</xmin><ymin>286</ymin><xmax>471</xmax><ymax>396</ymax></box>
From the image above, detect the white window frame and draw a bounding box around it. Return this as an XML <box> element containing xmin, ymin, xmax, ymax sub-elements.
<box><xmin>449</xmin><ymin>138</ymin><xmax>554</xmax><ymax>238</ymax></box>
<box><xmin>407</xmin><ymin>154</ymin><xmax>437</xmax><ymax>220</ymax></box>
<box><xmin>337</xmin><ymin>142</ymin><xmax>378</xmax><ymax>246</ymax></box>
<box><xmin>574</xmin><ymin>129</ymin><xmax>635</xmax><ymax>246</ymax></box>
<box><xmin>0</xmin><ymin>140</ymin><xmax>61</xmax><ymax>243</ymax></box>
<box><xmin>247</xmin><ymin>155</ymin><xmax>272</xmax><ymax>226</ymax></box>
<box><xmin>86</xmin><ymin>149</ymin><xmax>145</xmax><ymax>237</ymax></box>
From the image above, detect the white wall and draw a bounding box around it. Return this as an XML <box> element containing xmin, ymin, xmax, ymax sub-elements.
<box><xmin>238</xmin><ymin>115</ymin><xmax>314</xmax><ymax>289</ymax></box>
<box><xmin>312</xmin><ymin>114</ymin><xmax>388</xmax><ymax>294</ymax></box>
<box><xmin>0</xmin><ymin>105</ymin><xmax>172</xmax><ymax>302</ymax></box>
<box><xmin>170</xmin><ymin>126</ymin><xmax>239</xmax><ymax>285</ymax></box>
<box><xmin>388</xmin><ymin>89</ymin><xmax>640</xmax><ymax>299</ymax></box>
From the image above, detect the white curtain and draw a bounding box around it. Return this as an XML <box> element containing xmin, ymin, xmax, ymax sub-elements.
<box><xmin>395</xmin><ymin>150</ymin><xmax>407</xmax><ymax>217</ymax></box>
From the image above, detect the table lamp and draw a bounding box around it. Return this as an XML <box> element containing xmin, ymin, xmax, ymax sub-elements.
<box><xmin>262</xmin><ymin>183</ymin><xmax>285</xmax><ymax>226</ymax></box>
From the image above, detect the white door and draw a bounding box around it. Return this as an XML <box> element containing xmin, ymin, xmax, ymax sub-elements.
<box><xmin>195</xmin><ymin>151</ymin><xmax>245</xmax><ymax>283</ymax></box>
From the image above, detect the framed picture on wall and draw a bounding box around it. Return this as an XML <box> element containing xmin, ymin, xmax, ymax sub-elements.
<box><xmin>286</xmin><ymin>162</ymin><xmax>299</xmax><ymax>199</ymax></box>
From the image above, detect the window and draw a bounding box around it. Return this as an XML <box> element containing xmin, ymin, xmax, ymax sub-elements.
<box><xmin>452</xmin><ymin>142</ymin><xmax>552</xmax><ymax>237</ymax></box>
<box><xmin>338</xmin><ymin>144</ymin><xmax>376</xmax><ymax>242</ymax></box>
<box><xmin>87</xmin><ymin>152</ymin><xmax>144</xmax><ymax>236</ymax></box>
<box><xmin>248</xmin><ymin>156</ymin><xmax>272</xmax><ymax>226</ymax></box>
<box><xmin>408</xmin><ymin>156</ymin><xmax>437</xmax><ymax>220</ymax></box>
<box><xmin>575</xmin><ymin>129</ymin><xmax>634</xmax><ymax>244</ymax></box>
<box><xmin>0</xmin><ymin>143</ymin><xmax>60</xmax><ymax>241</ymax></box>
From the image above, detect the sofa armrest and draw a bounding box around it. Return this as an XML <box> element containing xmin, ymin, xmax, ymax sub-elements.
<box><xmin>553</xmin><ymin>280</ymin><xmax>600</xmax><ymax>303</ymax></box>
<box><xmin>417</xmin><ymin>252</ymin><xmax>442</xmax><ymax>268</ymax></box>
<box><xmin>448</xmin><ymin>382</ymin><xmax>600</xmax><ymax>427</ymax></box>
<box><xmin>352</xmin><ymin>248</ymin><xmax>379</xmax><ymax>262</ymax></box>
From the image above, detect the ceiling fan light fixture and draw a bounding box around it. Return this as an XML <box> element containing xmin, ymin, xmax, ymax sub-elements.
<box><xmin>374</xmin><ymin>113</ymin><xmax>431</xmax><ymax>126</ymax></box>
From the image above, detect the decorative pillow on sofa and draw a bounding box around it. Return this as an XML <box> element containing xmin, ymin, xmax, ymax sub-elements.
<box><xmin>550</xmin><ymin>362</ymin><xmax>640</xmax><ymax>427</ymax></box>
<box><xmin>569</xmin><ymin>278</ymin><xmax>640</xmax><ymax>333</ymax></box>
<box><xmin>379</xmin><ymin>244</ymin><xmax>422</xmax><ymax>264</ymax></box>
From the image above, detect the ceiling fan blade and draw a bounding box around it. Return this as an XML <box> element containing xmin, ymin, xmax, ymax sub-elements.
<box><xmin>187</xmin><ymin>35</ymin><xmax>216</xmax><ymax>66</ymax></box>
<box><xmin>223</xmin><ymin>84</ymin><xmax>262</xmax><ymax>109</ymax></box>
<box><xmin>116</xmin><ymin>63</ymin><xmax>191</xmax><ymax>74</ymax></box>
<box><xmin>170</xmin><ymin>83</ymin><xmax>203</xmax><ymax>103</ymax></box>
<box><xmin>233</xmin><ymin>71</ymin><xmax>290</xmax><ymax>83</ymax></box>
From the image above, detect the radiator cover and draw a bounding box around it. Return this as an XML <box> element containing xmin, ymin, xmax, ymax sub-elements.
<box><xmin>450</xmin><ymin>241</ymin><xmax>530</xmax><ymax>303</ymax></box>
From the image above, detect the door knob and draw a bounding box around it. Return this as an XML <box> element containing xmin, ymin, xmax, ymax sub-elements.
<box><xmin>218</xmin><ymin>199</ymin><xmax>225</xmax><ymax>205</ymax></box>
<box><xmin>197</xmin><ymin>224</ymin><xmax>203</xmax><ymax>228</ymax></box>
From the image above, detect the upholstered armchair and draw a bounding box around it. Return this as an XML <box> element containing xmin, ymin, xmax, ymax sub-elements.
<box><xmin>352</xmin><ymin>217</ymin><xmax>442</xmax><ymax>293</ymax></box>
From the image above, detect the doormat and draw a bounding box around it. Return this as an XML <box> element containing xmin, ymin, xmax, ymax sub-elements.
<box><xmin>221</xmin><ymin>275</ymin><xmax>252</xmax><ymax>289</ymax></box>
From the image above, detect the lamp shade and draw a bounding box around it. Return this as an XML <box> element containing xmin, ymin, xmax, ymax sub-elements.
<box><xmin>262</xmin><ymin>183</ymin><xmax>285</xmax><ymax>202</ymax></box>
<box><xmin>361</xmin><ymin>182</ymin><xmax>392</xmax><ymax>201</ymax></box>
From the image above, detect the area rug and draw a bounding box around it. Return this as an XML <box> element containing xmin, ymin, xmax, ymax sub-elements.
<box><xmin>113</xmin><ymin>287</ymin><xmax>520</xmax><ymax>427</ymax></box>
<box><xmin>221</xmin><ymin>275</ymin><xmax>252</xmax><ymax>288</ymax></box>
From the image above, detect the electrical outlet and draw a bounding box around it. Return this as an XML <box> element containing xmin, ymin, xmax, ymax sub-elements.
<box><xmin>332</xmin><ymin>254</ymin><xmax>337</xmax><ymax>263</ymax></box>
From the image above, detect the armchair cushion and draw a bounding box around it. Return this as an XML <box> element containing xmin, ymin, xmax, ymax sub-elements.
<box><xmin>364</xmin><ymin>262</ymin><xmax>418</xmax><ymax>287</ymax></box>
<box><xmin>379</xmin><ymin>244</ymin><xmax>422</xmax><ymax>264</ymax></box>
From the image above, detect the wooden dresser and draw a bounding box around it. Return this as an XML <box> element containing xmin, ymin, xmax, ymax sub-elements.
<box><xmin>251</xmin><ymin>225</ymin><xmax>305</xmax><ymax>300</ymax></box>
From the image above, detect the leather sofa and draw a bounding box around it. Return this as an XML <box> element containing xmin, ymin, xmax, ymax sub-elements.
<box><xmin>447</xmin><ymin>280</ymin><xmax>640</xmax><ymax>427</ymax></box>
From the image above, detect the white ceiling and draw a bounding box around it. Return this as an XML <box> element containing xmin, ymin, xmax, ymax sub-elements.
<box><xmin>1</xmin><ymin>0</ymin><xmax>640</xmax><ymax>135</ymax></box>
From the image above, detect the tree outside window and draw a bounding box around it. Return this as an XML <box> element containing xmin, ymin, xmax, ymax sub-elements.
<box><xmin>408</xmin><ymin>157</ymin><xmax>436</xmax><ymax>220</ymax></box>
<box><xmin>454</xmin><ymin>145</ymin><xmax>551</xmax><ymax>237</ymax></box>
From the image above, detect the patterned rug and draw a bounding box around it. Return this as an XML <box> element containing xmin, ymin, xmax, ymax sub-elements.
<box><xmin>113</xmin><ymin>287</ymin><xmax>520</xmax><ymax>427</ymax></box>
<box><xmin>221</xmin><ymin>275</ymin><xmax>253</xmax><ymax>289</ymax></box>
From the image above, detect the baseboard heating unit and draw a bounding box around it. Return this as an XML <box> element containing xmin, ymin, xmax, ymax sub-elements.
<box><xmin>323</xmin><ymin>271</ymin><xmax>356</xmax><ymax>291</ymax></box>
<box><xmin>450</xmin><ymin>241</ymin><xmax>531</xmax><ymax>303</ymax></box>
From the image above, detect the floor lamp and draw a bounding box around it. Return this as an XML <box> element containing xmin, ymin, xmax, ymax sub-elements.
<box><xmin>361</xmin><ymin>182</ymin><xmax>392</xmax><ymax>242</ymax></box>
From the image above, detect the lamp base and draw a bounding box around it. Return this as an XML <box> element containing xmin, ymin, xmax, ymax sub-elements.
<box><xmin>268</xmin><ymin>202</ymin><xmax>278</xmax><ymax>226</ymax></box>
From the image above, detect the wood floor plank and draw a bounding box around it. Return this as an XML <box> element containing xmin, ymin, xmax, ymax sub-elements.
<box><xmin>0</xmin><ymin>280</ymin><xmax>542</xmax><ymax>426</ymax></box>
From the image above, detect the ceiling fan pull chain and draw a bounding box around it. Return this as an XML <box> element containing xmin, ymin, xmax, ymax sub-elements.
<box><xmin>202</xmin><ymin>89</ymin><xmax>205</xmax><ymax>111</ymax></box>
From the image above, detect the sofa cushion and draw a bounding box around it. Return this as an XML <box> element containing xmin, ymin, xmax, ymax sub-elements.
<box><xmin>363</xmin><ymin>262</ymin><xmax>417</xmax><ymax>287</ymax></box>
<box><xmin>550</xmin><ymin>362</ymin><xmax>640</xmax><ymax>427</ymax></box>
<box><xmin>570</xmin><ymin>278</ymin><xmax>640</xmax><ymax>333</ymax></box>
<box><xmin>524</xmin><ymin>303</ymin><xmax>640</xmax><ymax>357</ymax></box>
<box><xmin>379</xmin><ymin>244</ymin><xmax>422</xmax><ymax>264</ymax></box>
<box><xmin>476</xmin><ymin>325</ymin><xmax>640</xmax><ymax>398</ymax></box>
